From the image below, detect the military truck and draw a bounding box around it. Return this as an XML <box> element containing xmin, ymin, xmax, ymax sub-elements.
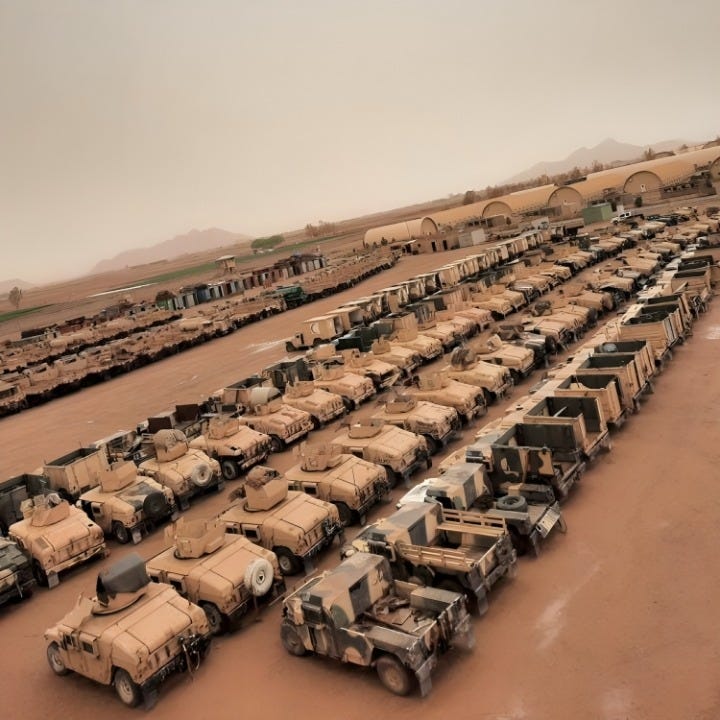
<box><xmin>280</xmin><ymin>551</ymin><xmax>473</xmax><ymax>696</ymax></box>
<box><xmin>397</xmin><ymin>462</ymin><xmax>565</xmax><ymax>556</ymax></box>
<box><xmin>0</xmin><ymin>471</ymin><xmax>51</xmax><ymax>535</ymax></box>
<box><xmin>9</xmin><ymin>494</ymin><xmax>106</xmax><ymax>587</ymax></box>
<box><xmin>146</xmin><ymin>517</ymin><xmax>284</xmax><ymax>634</ymax></box>
<box><xmin>338</xmin><ymin>347</ymin><xmax>402</xmax><ymax>390</ymax></box>
<box><xmin>406</xmin><ymin>372</ymin><xmax>486</xmax><ymax>424</ymax></box>
<box><xmin>331</xmin><ymin>419</ymin><xmax>431</xmax><ymax>486</ymax></box>
<box><xmin>308</xmin><ymin>362</ymin><xmax>376</xmax><ymax>411</ymax></box>
<box><xmin>445</xmin><ymin>345</ymin><xmax>513</xmax><ymax>404</ymax></box>
<box><xmin>187</xmin><ymin>415</ymin><xmax>272</xmax><ymax>481</ymax></box>
<box><xmin>219</xmin><ymin>466</ymin><xmax>343</xmax><ymax>575</ymax></box>
<box><xmin>214</xmin><ymin>382</ymin><xmax>315</xmax><ymax>452</ymax></box>
<box><xmin>0</xmin><ymin>537</ymin><xmax>34</xmax><ymax>605</ymax></box>
<box><xmin>138</xmin><ymin>429</ymin><xmax>223</xmax><ymax>510</ymax></box>
<box><xmin>44</xmin><ymin>553</ymin><xmax>212</xmax><ymax>707</ymax></box>
<box><xmin>286</xmin><ymin>442</ymin><xmax>389</xmax><ymax>526</ymax></box>
<box><xmin>42</xmin><ymin>446</ymin><xmax>111</xmax><ymax>502</ymax></box>
<box><xmin>372</xmin><ymin>314</ymin><xmax>443</xmax><ymax>362</ymax></box>
<box><xmin>470</xmin><ymin>333</ymin><xmax>535</xmax><ymax>383</ymax></box>
<box><xmin>347</xmin><ymin>502</ymin><xmax>516</xmax><ymax>614</ymax></box>
<box><xmin>78</xmin><ymin>461</ymin><xmax>178</xmax><ymax>544</ymax></box>
<box><xmin>369</xmin><ymin>337</ymin><xmax>423</xmax><ymax>376</ymax></box>
<box><xmin>285</xmin><ymin>314</ymin><xmax>346</xmax><ymax>352</ymax></box>
<box><xmin>371</xmin><ymin>394</ymin><xmax>459</xmax><ymax>455</ymax></box>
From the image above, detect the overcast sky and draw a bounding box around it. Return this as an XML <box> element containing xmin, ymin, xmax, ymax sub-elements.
<box><xmin>1</xmin><ymin>0</ymin><xmax>719</xmax><ymax>283</ymax></box>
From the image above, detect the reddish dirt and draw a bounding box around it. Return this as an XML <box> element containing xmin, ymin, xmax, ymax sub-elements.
<box><xmin>2</xmin><ymin>250</ymin><xmax>720</xmax><ymax>719</ymax></box>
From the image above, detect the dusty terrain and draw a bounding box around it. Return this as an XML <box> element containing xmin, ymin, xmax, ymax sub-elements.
<box><xmin>2</xmin><ymin>248</ymin><xmax>719</xmax><ymax>719</ymax></box>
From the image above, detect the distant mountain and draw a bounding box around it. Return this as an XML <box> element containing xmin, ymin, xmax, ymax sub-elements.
<box><xmin>91</xmin><ymin>227</ymin><xmax>253</xmax><ymax>275</ymax></box>
<box><xmin>504</xmin><ymin>138</ymin><xmax>693</xmax><ymax>184</ymax></box>
<box><xmin>0</xmin><ymin>278</ymin><xmax>34</xmax><ymax>296</ymax></box>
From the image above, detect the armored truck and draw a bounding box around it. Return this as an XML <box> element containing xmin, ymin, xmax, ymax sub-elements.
<box><xmin>445</xmin><ymin>345</ymin><xmax>513</xmax><ymax>404</ymax></box>
<box><xmin>283</xmin><ymin>381</ymin><xmax>346</xmax><ymax>427</ymax></box>
<box><xmin>338</xmin><ymin>347</ymin><xmax>402</xmax><ymax>390</ymax></box>
<box><xmin>285</xmin><ymin>442</ymin><xmax>389</xmax><ymax>526</ymax></box>
<box><xmin>0</xmin><ymin>537</ymin><xmax>34</xmax><ymax>605</ymax></box>
<box><xmin>9</xmin><ymin>494</ymin><xmax>106</xmax><ymax>587</ymax></box>
<box><xmin>146</xmin><ymin>518</ymin><xmax>284</xmax><ymax>634</ymax></box>
<box><xmin>406</xmin><ymin>372</ymin><xmax>486</xmax><ymax>424</ymax></box>
<box><xmin>219</xmin><ymin>466</ymin><xmax>343</xmax><ymax>575</ymax></box>
<box><xmin>280</xmin><ymin>551</ymin><xmax>473</xmax><ymax>696</ymax></box>
<box><xmin>44</xmin><ymin>553</ymin><xmax>212</xmax><ymax>707</ymax></box>
<box><xmin>470</xmin><ymin>333</ymin><xmax>535</xmax><ymax>383</ymax></box>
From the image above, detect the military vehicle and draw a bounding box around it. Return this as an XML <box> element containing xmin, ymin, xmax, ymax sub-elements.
<box><xmin>219</xmin><ymin>466</ymin><xmax>343</xmax><ymax>575</ymax></box>
<box><xmin>0</xmin><ymin>537</ymin><xmax>34</xmax><ymax>605</ymax></box>
<box><xmin>78</xmin><ymin>461</ymin><xmax>178</xmax><ymax>544</ymax></box>
<box><xmin>405</xmin><ymin>303</ymin><xmax>463</xmax><ymax>352</ymax></box>
<box><xmin>188</xmin><ymin>415</ymin><xmax>272</xmax><ymax>481</ymax></box>
<box><xmin>285</xmin><ymin>442</ymin><xmax>389</xmax><ymax>526</ymax></box>
<box><xmin>9</xmin><ymin>493</ymin><xmax>106</xmax><ymax>587</ymax></box>
<box><xmin>337</xmin><ymin>347</ymin><xmax>401</xmax><ymax>390</ymax></box>
<box><xmin>146</xmin><ymin>517</ymin><xmax>284</xmax><ymax>634</ymax></box>
<box><xmin>44</xmin><ymin>553</ymin><xmax>212</xmax><ymax>707</ymax></box>
<box><xmin>445</xmin><ymin>345</ymin><xmax>513</xmax><ymax>404</ymax></box>
<box><xmin>331</xmin><ymin>419</ymin><xmax>430</xmax><ymax>486</ymax></box>
<box><xmin>280</xmin><ymin>551</ymin><xmax>473</xmax><ymax>696</ymax></box>
<box><xmin>406</xmin><ymin>372</ymin><xmax>486</xmax><ymax>424</ymax></box>
<box><xmin>347</xmin><ymin>501</ymin><xmax>516</xmax><ymax>613</ymax></box>
<box><xmin>138</xmin><ymin>429</ymin><xmax>222</xmax><ymax>510</ymax></box>
<box><xmin>308</xmin><ymin>362</ymin><xmax>376</xmax><ymax>411</ymax></box>
<box><xmin>469</xmin><ymin>333</ymin><xmax>535</xmax><ymax>383</ymax></box>
<box><xmin>371</xmin><ymin>394</ymin><xmax>459</xmax><ymax>455</ymax></box>
<box><xmin>397</xmin><ymin>462</ymin><xmax>565</xmax><ymax>556</ymax></box>
<box><xmin>214</xmin><ymin>382</ymin><xmax>315</xmax><ymax>452</ymax></box>
<box><xmin>285</xmin><ymin>314</ymin><xmax>346</xmax><ymax>352</ymax></box>
<box><xmin>0</xmin><ymin>471</ymin><xmax>51</xmax><ymax>535</ymax></box>
<box><xmin>372</xmin><ymin>314</ymin><xmax>443</xmax><ymax>362</ymax></box>
<box><xmin>369</xmin><ymin>337</ymin><xmax>422</xmax><ymax>376</ymax></box>
<box><xmin>42</xmin><ymin>446</ymin><xmax>111</xmax><ymax>502</ymax></box>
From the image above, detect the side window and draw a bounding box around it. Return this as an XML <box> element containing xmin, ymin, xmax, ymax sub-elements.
<box><xmin>62</xmin><ymin>633</ymin><xmax>79</xmax><ymax>651</ymax></box>
<box><xmin>169</xmin><ymin>579</ymin><xmax>185</xmax><ymax>594</ymax></box>
<box><xmin>242</xmin><ymin>526</ymin><xmax>260</xmax><ymax>542</ymax></box>
<box><xmin>303</xmin><ymin>484</ymin><xmax>318</xmax><ymax>496</ymax></box>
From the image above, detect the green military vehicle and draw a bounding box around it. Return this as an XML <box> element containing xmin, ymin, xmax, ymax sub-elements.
<box><xmin>280</xmin><ymin>551</ymin><xmax>474</xmax><ymax>696</ymax></box>
<box><xmin>0</xmin><ymin>537</ymin><xmax>34</xmax><ymax>606</ymax></box>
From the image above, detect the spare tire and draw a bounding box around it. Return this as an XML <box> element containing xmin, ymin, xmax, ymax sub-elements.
<box><xmin>244</xmin><ymin>558</ymin><xmax>274</xmax><ymax>596</ymax></box>
<box><xmin>601</xmin><ymin>342</ymin><xmax>618</xmax><ymax>353</ymax></box>
<box><xmin>190</xmin><ymin>462</ymin><xmax>212</xmax><ymax>488</ymax></box>
<box><xmin>143</xmin><ymin>491</ymin><xmax>170</xmax><ymax>520</ymax></box>
<box><xmin>496</xmin><ymin>495</ymin><xmax>528</xmax><ymax>513</ymax></box>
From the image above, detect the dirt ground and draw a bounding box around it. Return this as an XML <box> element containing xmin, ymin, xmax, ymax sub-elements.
<box><xmin>2</xmin><ymin>248</ymin><xmax>720</xmax><ymax>719</ymax></box>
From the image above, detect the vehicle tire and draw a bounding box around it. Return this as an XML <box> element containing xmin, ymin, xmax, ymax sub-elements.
<box><xmin>32</xmin><ymin>560</ymin><xmax>48</xmax><ymax>587</ymax></box>
<box><xmin>423</xmin><ymin>435</ymin><xmax>439</xmax><ymax>456</ymax></box>
<box><xmin>269</xmin><ymin>436</ymin><xmax>284</xmax><ymax>454</ymax></box>
<box><xmin>221</xmin><ymin>459</ymin><xmax>239</xmax><ymax>481</ymax></box>
<box><xmin>376</xmin><ymin>654</ymin><xmax>414</xmax><ymax>696</ymax></box>
<box><xmin>143</xmin><ymin>491</ymin><xmax>170</xmax><ymax>520</ymax></box>
<box><xmin>114</xmin><ymin>668</ymin><xmax>142</xmax><ymax>708</ymax></box>
<box><xmin>281</xmin><ymin>622</ymin><xmax>308</xmax><ymax>657</ymax></box>
<box><xmin>495</xmin><ymin>494</ymin><xmax>528</xmax><ymax>513</ymax></box>
<box><xmin>510</xmin><ymin>369</ymin><xmax>522</xmax><ymax>385</ymax></box>
<box><xmin>201</xmin><ymin>602</ymin><xmax>227</xmax><ymax>636</ymax></box>
<box><xmin>508</xmin><ymin>525</ymin><xmax>532</xmax><ymax>557</ymax></box>
<box><xmin>341</xmin><ymin>397</ymin><xmax>354</xmax><ymax>414</ymax></box>
<box><xmin>244</xmin><ymin>557</ymin><xmax>275</xmax><ymax>596</ymax></box>
<box><xmin>437</xmin><ymin>577</ymin><xmax>464</xmax><ymax>595</ymax></box>
<box><xmin>274</xmin><ymin>546</ymin><xmax>302</xmax><ymax>576</ymax></box>
<box><xmin>190</xmin><ymin>462</ymin><xmax>212</xmax><ymax>488</ymax></box>
<box><xmin>334</xmin><ymin>502</ymin><xmax>353</xmax><ymax>527</ymax></box>
<box><xmin>111</xmin><ymin>521</ymin><xmax>131</xmax><ymax>544</ymax></box>
<box><xmin>407</xmin><ymin>565</ymin><xmax>434</xmax><ymax>587</ymax></box>
<box><xmin>47</xmin><ymin>642</ymin><xmax>70</xmax><ymax>676</ymax></box>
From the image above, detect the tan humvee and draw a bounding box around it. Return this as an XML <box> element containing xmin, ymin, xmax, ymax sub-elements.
<box><xmin>370</xmin><ymin>337</ymin><xmax>423</xmax><ymax>375</ymax></box>
<box><xmin>283</xmin><ymin>381</ymin><xmax>346</xmax><ymax>427</ymax></box>
<box><xmin>44</xmin><ymin>553</ymin><xmax>211</xmax><ymax>708</ymax></box>
<box><xmin>407</xmin><ymin>372</ymin><xmax>486</xmax><ymax>423</ymax></box>
<box><xmin>138</xmin><ymin>429</ymin><xmax>222</xmax><ymax>510</ymax></box>
<box><xmin>381</xmin><ymin>319</ymin><xmax>443</xmax><ymax>361</ymax></box>
<box><xmin>371</xmin><ymin>394</ymin><xmax>459</xmax><ymax>455</ymax></box>
<box><xmin>0</xmin><ymin>378</ymin><xmax>26</xmax><ymax>417</ymax></box>
<box><xmin>9</xmin><ymin>494</ymin><xmax>106</xmax><ymax>588</ymax></box>
<box><xmin>218</xmin><ymin>466</ymin><xmax>343</xmax><ymax>575</ymax></box>
<box><xmin>330</xmin><ymin>418</ymin><xmax>430</xmax><ymax>486</ymax></box>
<box><xmin>188</xmin><ymin>414</ymin><xmax>272</xmax><ymax>481</ymax></box>
<box><xmin>445</xmin><ymin>345</ymin><xmax>513</xmax><ymax>403</ymax></box>
<box><xmin>146</xmin><ymin>517</ymin><xmax>284</xmax><ymax>635</ymax></box>
<box><xmin>78</xmin><ymin>461</ymin><xmax>178</xmax><ymax>544</ymax></box>
<box><xmin>309</xmin><ymin>363</ymin><xmax>376</xmax><ymax>410</ymax></box>
<box><xmin>285</xmin><ymin>442</ymin><xmax>389</xmax><ymax>526</ymax></box>
<box><xmin>469</xmin><ymin>333</ymin><xmax>535</xmax><ymax>382</ymax></box>
<box><xmin>338</xmin><ymin>347</ymin><xmax>402</xmax><ymax>389</ymax></box>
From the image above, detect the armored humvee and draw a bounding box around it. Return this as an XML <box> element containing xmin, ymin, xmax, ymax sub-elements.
<box><xmin>138</xmin><ymin>429</ymin><xmax>222</xmax><ymax>510</ymax></box>
<box><xmin>0</xmin><ymin>537</ymin><xmax>34</xmax><ymax>605</ymax></box>
<box><xmin>9</xmin><ymin>494</ymin><xmax>106</xmax><ymax>587</ymax></box>
<box><xmin>280</xmin><ymin>551</ymin><xmax>473</xmax><ymax>696</ymax></box>
<box><xmin>373</xmin><ymin>315</ymin><xmax>443</xmax><ymax>362</ymax></box>
<box><xmin>146</xmin><ymin>517</ymin><xmax>284</xmax><ymax>634</ymax></box>
<box><xmin>283</xmin><ymin>381</ymin><xmax>346</xmax><ymax>427</ymax></box>
<box><xmin>406</xmin><ymin>372</ymin><xmax>486</xmax><ymax>424</ymax></box>
<box><xmin>371</xmin><ymin>394</ymin><xmax>459</xmax><ymax>455</ymax></box>
<box><xmin>469</xmin><ymin>333</ymin><xmax>535</xmax><ymax>383</ymax></box>
<box><xmin>44</xmin><ymin>553</ymin><xmax>212</xmax><ymax>707</ymax></box>
<box><xmin>308</xmin><ymin>362</ymin><xmax>376</xmax><ymax>411</ymax></box>
<box><xmin>285</xmin><ymin>442</ymin><xmax>389</xmax><ymax>526</ymax></box>
<box><xmin>369</xmin><ymin>337</ymin><xmax>422</xmax><ymax>376</ymax></box>
<box><xmin>445</xmin><ymin>345</ymin><xmax>513</xmax><ymax>404</ymax></box>
<box><xmin>0</xmin><ymin>471</ymin><xmax>51</xmax><ymax>535</ymax></box>
<box><xmin>331</xmin><ymin>419</ymin><xmax>430</xmax><ymax>486</ymax></box>
<box><xmin>219</xmin><ymin>466</ymin><xmax>343</xmax><ymax>575</ymax></box>
<box><xmin>78</xmin><ymin>461</ymin><xmax>178</xmax><ymax>544</ymax></box>
<box><xmin>338</xmin><ymin>347</ymin><xmax>402</xmax><ymax>390</ymax></box>
<box><xmin>347</xmin><ymin>501</ymin><xmax>516</xmax><ymax>613</ymax></box>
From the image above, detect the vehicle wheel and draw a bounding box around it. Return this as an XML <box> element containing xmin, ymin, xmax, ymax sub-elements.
<box><xmin>510</xmin><ymin>369</ymin><xmax>522</xmax><ymax>385</ymax></box>
<box><xmin>334</xmin><ymin>502</ymin><xmax>353</xmax><ymax>527</ymax></box>
<box><xmin>32</xmin><ymin>560</ymin><xmax>48</xmax><ymax>587</ymax></box>
<box><xmin>495</xmin><ymin>494</ymin><xmax>528</xmax><ymax>512</ymax></box>
<box><xmin>221</xmin><ymin>459</ymin><xmax>239</xmax><ymax>481</ymax></box>
<box><xmin>437</xmin><ymin>578</ymin><xmax>464</xmax><ymax>595</ymax></box>
<box><xmin>114</xmin><ymin>668</ymin><xmax>142</xmax><ymax>708</ymax></box>
<box><xmin>508</xmin><ymin>525</ymin><xmax>532</xmax><ymax>557</ymax></box>
<box><xmin>190</xmin><ymin>462</ymin><xmax>212</xmax><ymax>488</ymax></box>
<box><xmin>111</xmin><ymin>521</ymin><xmax>131</xmax><ymax>544</ymax></box>
<box><xmin>244</xmin><ymin>557</ymin><xmax>275</xmax><ymax>596</ymax></box>
<box><xmin>407</xmin><ymin>565</ymin><xmax>434</xmax><ymax>587</ymax></box>
<box><xmin>376</xmin><ymin>654</ymin><xmax>414</xmax><ymax>696</ymax></box>
<box><xmin>47</xmin><ymin>642</ymin><xmax>69</xmax><ymax>676</ymax></box>
<box><xmin>341</xmin><ymin>397</ymin><xmax>354</xmax><ymax>413</ymax></box>
<box><xmin>274</xmin><ymin>546</ymin><xmax>302</xmax><ymax>576</ymax></box>
<box><xmin>269</xmin><ymin>436</ymin><xmax>284</xmax><ymax>454</ymax></box>
<box><xmin>143</xmin><ymin>491</ymin><xmax>170</xmax><ymax>520</ymax></box>
<box><xmin>423</xmin><ymin>435</ymin><xmax>439</xmax><ymax>456</ymax></box>
<box><xmin>383</xmin><ymin>466</ymin><xmax>399</xmax><ymax>488</ymax></box>
<box><xmin>201</xmin><ymin>602</ymin><xmax>227</xmax><ymax>636</ymax></box>
<box><xmin>281</xmin><ymin>622</ymin><xmax>308</xmax><ymax>657</ymax></box>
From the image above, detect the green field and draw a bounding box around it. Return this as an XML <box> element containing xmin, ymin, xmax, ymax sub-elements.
<box><xmin>0</xmin><ymin>304</ymin><xmax>52</xmax><ymax>324</ymax></box>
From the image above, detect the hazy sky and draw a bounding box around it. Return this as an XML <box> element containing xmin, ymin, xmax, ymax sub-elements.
<box><xmin>2</xmin><ymin>0</ymin><xmax>719</xmax><ymax>283</ymax></box>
